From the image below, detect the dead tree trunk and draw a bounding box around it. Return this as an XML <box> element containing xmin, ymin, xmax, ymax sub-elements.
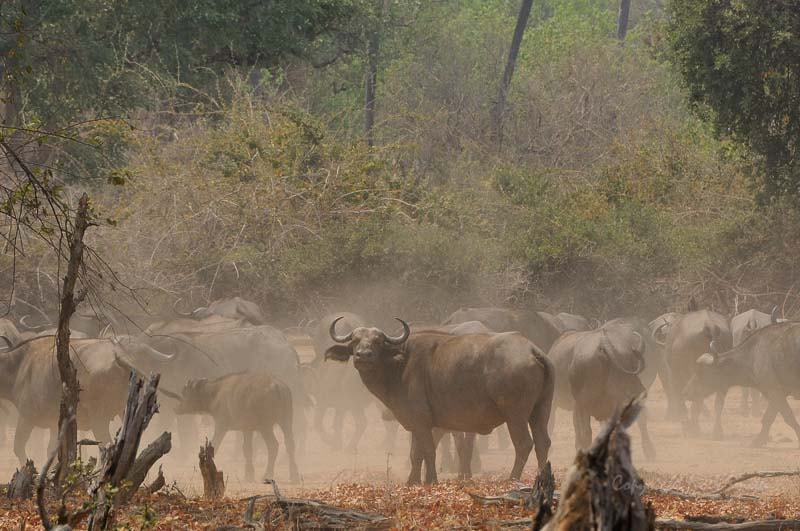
<box><xmin>364</xmin><ymin>0</ymin><xmax>390</xmax><ymax>147</ymax></box>
<box><xmin>55</xmin><ymin>193</ymin><xmax>91</xmax><ymax>488</ymax></box>
<box><xmin>491</xmin><ymin>0</ymin><xmax>534</xmax><ymax>140</ymax></box>
<box><xmin>617</xmin><ymin>0</ymin><xmax>632</xmax><ymax>43</ymax></box>
<box><xmin>7</xmin><ymin>459</ymin><xmax>37</xmax><ymax>499</ymax></box>
<box><xmin>540</xmin><ymin>398</ymin><xmax>654</xmax><ymax>531</ymax></box>
<box><xmin>87</xmin><ymin>372</ymin><xmax>168</xmax><ymax>529</ymax></box>
<box><xmin>199</xmin><ymin>440</ymin><xmax>225</xmax><ymax>499</ymax></box>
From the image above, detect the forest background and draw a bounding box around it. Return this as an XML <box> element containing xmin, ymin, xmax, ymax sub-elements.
<box><xmin>2</xmin><ymin>0</ymin><xmax>798</xmax><ymax>325</ymax></box>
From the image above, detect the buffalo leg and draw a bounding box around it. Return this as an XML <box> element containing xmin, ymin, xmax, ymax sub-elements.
<box><xmin>547</xmin><ymin>407</ymin><xmax>556</xmax><ymax>436</ymax></box>
<box><xmin>684</xmin><ymin>398</ymin><xmax>703</xmax><ymax>436</ymax></box>
<box><xmin>419</xmin><ymin>430</ymin><xmax>437</xmax><ymax>484</ymax></box>
<box><xmin>739</xmin><ymin>387</ymin><xmax>752</xmax><ymax>417</ymax></box>
<box><xmin>242</xmin><ymin>430</ymin><xmax>254</xmax><ymax>482</ymax></box>
<box><xmin>471</xmin><ymin>438</ymin><xmax>482</xmax><ymax>474</ymax></box>
<box><xmin>277</xmin><ymin>418</ymin><xmax>299</xmax><ymax>483</ymax></box>
<box><xmin>572</xmin><ymin>407</ymin><xmax>592</xmax><ymax>451</ymax></box>
<box><xmin>210</xmin><ymin>424</ymin><xmax>229</xmax><ymax>454</ymax></box>
<box><xmin>751</xmin><ymin>390</ymin><xmax>766</xmax><ymax>417</ymax></box>
<box><xmin>506</xmin><ymin>419</ymin><xmax>534</xmax><ymax>480</ymax></box>
<box><xmin>13</xmin><ymin>416</ymin><xmax>34</xmax><ymax>466</ymax></box>
<box><xmin>331</xmin><ymin>408</ymin><xmax>344</xmax><ymax>450</ymax></box>
<box><xmin>751</xmin><ymin>402</ymin><xmax>778</xmax><ymax>447</ymax></box>
<box><xmin>712</xmin><ymin>389</ymin><xmax>728</xmax><ymax>440</ymax></box>
<box><xmin>773</xmin><ymin>396</ymin><xmax>800</xmax><ymax>446</ymax></box>
<box><xmin>177</xmin><ymin>414</ymin><xmax>198</xmax><ymax>453</ymax></box>
<box><xmin>345</xmin><ymin>406</ymin><xmax>367</xmax><ymax>453</ymax></box>
<box><xmin>531</xmin><ymin>394</ymin><xmax>552</xmax><ymax>470</ymax></box>
<box><xmin>260</xmin><ymin>427</ymin><xmax>279</xmax><ymax>481</ymax></box>
<box><xmin>657</xmin><ymin>361</ymin><xmax>680</xmax><ymax>419</ymax></box>
<box><xmin>637</xmin><ymin>406</ymin><xmax>656</xmax><ymax>460</ymax></box>
<box><xmin>382</xmin><ymin>418</ymin><xmax>398</xmax><ymax>453</ymax></box>
<box><xmin>437</xmin><ymin>432</ymin><xmax>456</xmax><ymax>473</ymax></box>
<box><xmin>459</xmin><ymin>433</ymin><xmax>475</xmax><ymax>479</ymax></box>
<box><xmin>407</xmin><ymin>433</ymin><xmax>423</xmax><ymax>485</ymax></box>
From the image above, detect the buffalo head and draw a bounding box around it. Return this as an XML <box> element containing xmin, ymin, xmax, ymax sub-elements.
<box><xmin>325</xmin><ymin>317</ymin><xmax>410</xmax><ymax>369</ymax></box>
<box><xmin>175</xmin><ymin>378</ymin><xmax>211</xmax><ymax>414</ymax></box>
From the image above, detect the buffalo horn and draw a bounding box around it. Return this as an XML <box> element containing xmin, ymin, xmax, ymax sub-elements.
<box><xmin>771</xmin><ymin>305</ymin><xmax>780</xmax><ymax>324</ymax></box>
<box><xmin>329</xmin><ymin>316</ymin><xmax>353</xmax><ymax>343</ymax></box>
<box><xmin>0</xmin><ymin>335</ymin><xmax>12</xmax><ymax>349</ymax></box>
<box><xmin>652</xmin><ymin>322</ymin><xmax>669</xmax><ymax>346</ymax></box>
<box><xmin>173</xmin><ymin>298</ymin><xmax>193</xmax><ymax>317</ymax></box>
<box><xmin>384</xmin><ymin>318</ymin><xmax>411</xmax><ymax>345</ymax></box>
<box><xmin>19</xmin><ymin>314</ymin><xmax>46</xmax><ymax>330</ymax></box>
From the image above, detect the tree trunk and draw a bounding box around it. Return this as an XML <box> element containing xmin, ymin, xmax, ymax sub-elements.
<box><xmin>88</xmin><ymin>372</ymin><xmax>167</xmax><ymax>529</ymax></box>
<box><xmin>7</xmin><ymin>459</ymin><xmax>37</xmax><ymax>500</ymax></box>
<box><xmin>617</xmin><ymin>0</ymin><xmax>632</xmax><ymax>43</ymax></box>
<box><xmin>364</xmin><ymin>0</ymin><xmax>390</xmax><ymax>147</ymax></box>
<box><xmin>55</xmin><ymin>193</ymin><xmax>91</xmax><ymax>488</ymax></box>
<box><xmin>199</xmin><ymin>440</ymin><xmax>225</xmax><ymax>499</ymax></box>
<box><xmin>491</xmin><ymin>0</ymin><xmax>534</xmax><ymax>139</ymax></box>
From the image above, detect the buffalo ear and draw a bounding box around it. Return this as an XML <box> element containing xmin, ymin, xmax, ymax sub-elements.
<box><xmin>324</xmin><ymin>345</ymin><xmax>352</xmax><ymax>362</ymax></box>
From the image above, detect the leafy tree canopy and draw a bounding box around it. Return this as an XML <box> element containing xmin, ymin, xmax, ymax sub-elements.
<box><xmin>668</xmin><ymin>0</ymin><xmax>800</xmax><ymax>202</ymax></box>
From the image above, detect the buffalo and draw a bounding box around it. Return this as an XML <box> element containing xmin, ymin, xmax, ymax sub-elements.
<box><xmin>0</xmin><ymin>335</ymin><xmax>172</xmax><ymax>464</ymax></box>
<box><xmin>175</xmin><ymin>296</ymin><xmax>266</xmax><ymax>325</ymax></box>
<box><xmin>730</xmin><ymin>307</ymin><xmax>783</xmax><ymax>416</ymax></box>
<box><xmin>665</xmin><ymin>307</ymin><xmax>733</xmax><ymax>437</ymax></box>
<box><xmin>133</xmin><ymin>321</ymin><xmax>309</xmax><ymax>452</ymax></box>
<box><xmin>325</xmin><ymin>318</ymin><xmax>553</xmax><ymax>484</ymax></box>
<box><xmin>684</xmin><ymin>321</ymin><xmax>800</xmax><ymax>446</ymax></box>
<box><xmin>442</xmin><ymin>307</ymin><xmax>561</xmax><ymax>352</ymax></box>
<box><xmin>176</xmin><ymin>372</ymin><xmax>299</xmax><ymax>482</ymax></box>
<box><xmin>548</xmin><ymin>318</ymin><xmax>656</xmax><ymax>458</ymax></box>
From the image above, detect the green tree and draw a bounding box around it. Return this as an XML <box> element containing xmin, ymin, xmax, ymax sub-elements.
<box><xmin>668</xmin><ymin>0</ymin><xmax>800</xmax><ymax>201</ymax></box>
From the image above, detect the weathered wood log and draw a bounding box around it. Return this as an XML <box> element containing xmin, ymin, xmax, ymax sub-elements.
<box><xmin>7</xmin><ymin>460</ymin><xmax>37</xmax><ymax>499</ymax></box>
<box><xmin>199</xmin><ymin>440</ymin><xmax>225</xmax><ymax>499</ymax></box>
<box><xmin>541</xmin><ymin>397</ymin><xmax>655</xmax><ymax>531</ymax></box>
<box><xmin>712</xmin><ymin>470</ymin><xmax>800</xmax><ymax>496</ymax></box>
<box><xmin>656</xmin><ymin>518</ymin><xmax>800</xmax><ymax>530</ymax></box>
<box><xmin>240</xmin><ymin>479</ymin><xmax>392</xmax><ymax>529</ymax></box>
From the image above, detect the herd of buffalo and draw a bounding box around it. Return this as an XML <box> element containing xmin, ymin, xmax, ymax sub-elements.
<box><xmin>0</xmin><ymin>296</ymin><xmax>798</xmax><ymax>485</ymax></box>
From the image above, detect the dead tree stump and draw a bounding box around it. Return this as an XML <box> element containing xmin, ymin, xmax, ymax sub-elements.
<box><xmin>199</xmin><ymin>440</ymin><xmax>225</xmax><ymax>499</ymax></box>
<box><xmin>146</xmin><ymin>465</ymin><xmax>166</xmax><ymax>495</ymax></box>
<box><xmin>7</xmin><ymin>459</ymin><xmax>37</xmax><ymax>499</ymax></box>
<box><xmin>540</xmin><ymin>398</ymin><xmax>655</xmax><ymax>531</ymax></box>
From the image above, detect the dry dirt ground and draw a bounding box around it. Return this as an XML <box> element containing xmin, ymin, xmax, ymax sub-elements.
<box><xmin>1</xmin><ymin>337</ymin><xmax>799</xmax><ymax>528</ymax></box>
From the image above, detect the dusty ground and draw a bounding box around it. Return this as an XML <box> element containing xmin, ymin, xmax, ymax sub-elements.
<box><xmin>1</xmin><ymin>337</ymin><xmax>799</xmax><ymax>528</ymax></box>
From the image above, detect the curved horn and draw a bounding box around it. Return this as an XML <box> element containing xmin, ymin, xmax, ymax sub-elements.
<box><xmin>652</xmin><ymin>322</ymin><xmax>669</xmax><ymax>346</ymax></box>
<box><xmin>633</xmin><ymin>331</ymin><xmax>645</xmax><ymax>354</ymax></box>
<box><xmin>771</xmin><ymin>305</ymin><xmax>779</xmax><ymax>324</ymax></box>
<box><xmin>384</xmin><ymin>318</ymin><xmax>411</xmax><ymax>345</ymax></box>
<box><xmin>19</xmin><ymin>314</ymin><xmax>46</xmax><ymax>330</ymax></box>
<box><xmin>329</xmin><ymin>316</ymin><xmax>353</xmax><ymax>343</ymax></box>
<box><xmin>601</xmin><ymin>332</ymin><xmax>645</xmax><ymax>376</ymax></box>
<box><xmin>173</xmin><ymin>298</ymin><xmax>193</xmax><ymax>317</ymax></box>
<box><xmin>99</xmin><ymin>323</ymin><xmax>112</xmax><ymax>338</ymax></box>
<box><xmin>0</xmin><ymin>335</ymin><xmax>12</xmax><ymax>349</ymax></box>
